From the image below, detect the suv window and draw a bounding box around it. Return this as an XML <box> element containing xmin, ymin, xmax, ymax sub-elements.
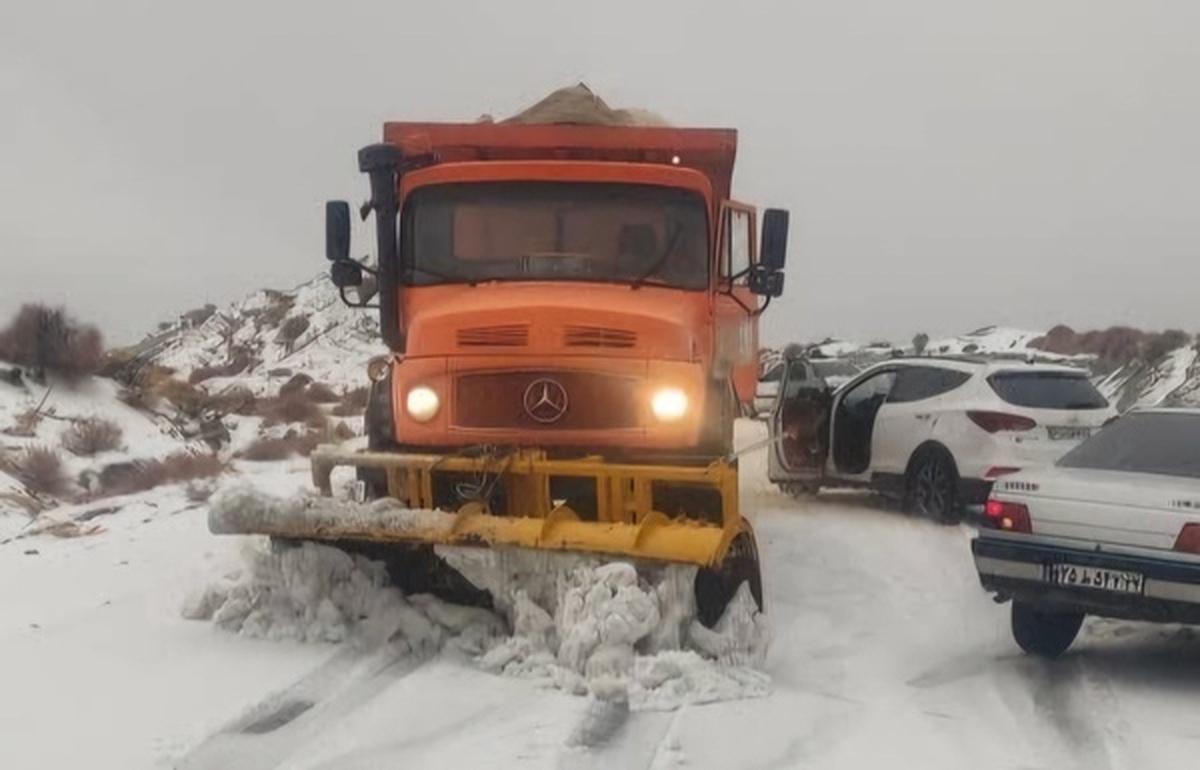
<box><xmin>888</xmin><ymin>366</ymin><xmax>972</xmax><ymax>404</ymax></box>
<box><xmin>987</xmin><ymin>371</ymin><xmax>1109</xmax><ymax>410</ymax></box>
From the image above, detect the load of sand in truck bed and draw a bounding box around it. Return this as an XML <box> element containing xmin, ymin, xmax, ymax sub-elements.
<box><xmin>488</xmin><ymin>83</ymin><xmax>673</xmax><ymax>128</ymax></box>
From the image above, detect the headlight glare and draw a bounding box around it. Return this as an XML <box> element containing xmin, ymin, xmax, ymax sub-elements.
<box><xmin>406</xmin><ymin>385</ymin><xmax>439</xmax><ymax>422</ymax></box>
<box><xmin>651</xmin><ymin>387</ymin><xmax>688</xmax><ymax>422</ymax></box>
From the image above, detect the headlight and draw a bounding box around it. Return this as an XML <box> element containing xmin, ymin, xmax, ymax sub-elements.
<box><xmin>405</xmin><ymin>385</ymin><xmax>440</xmax><ymax>422</ymax></box>
<box><xmin>651</xmin><ymin>387</ymin><xmax>688</xmax><ymax>422</ymax></box>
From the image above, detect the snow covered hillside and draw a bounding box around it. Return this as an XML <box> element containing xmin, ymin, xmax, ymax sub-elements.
<box><xmin>0</xmin><ymin>274</ymin><xmax>385</xmax><ymax>544</ymax></box>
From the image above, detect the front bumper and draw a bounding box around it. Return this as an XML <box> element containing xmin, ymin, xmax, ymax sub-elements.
<box><xmin>971</xmin><ymin>533</ymin><xmax>1200</xmax><ymax>624</ymax></box>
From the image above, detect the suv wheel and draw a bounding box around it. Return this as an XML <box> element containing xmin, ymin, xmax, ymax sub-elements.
<box><xmin>907</xmin><ymin>447</ymin><xmax>961</xmax><ymax>524</ymax></box>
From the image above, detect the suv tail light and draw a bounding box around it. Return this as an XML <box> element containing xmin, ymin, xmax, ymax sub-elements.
<box><xmin>1173</xmin><ymin>523</ymin><xmax>1200</xmax><ymax>554</ymax></box>
<box><xmin>968</xmin><ymin>410</ymin><xmax>1037</xmax><ymax>433</ymax></box>
<box><xmin>983</xmin><ymin>499</ymin><xmax>1032</xmax><ymax>533</ymax></box>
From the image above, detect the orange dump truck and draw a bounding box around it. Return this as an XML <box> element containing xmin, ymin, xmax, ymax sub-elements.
<box><xmin>212</xmin><ymin>86</ymin><xmax>790</xmax><ymax>627</ymax></box>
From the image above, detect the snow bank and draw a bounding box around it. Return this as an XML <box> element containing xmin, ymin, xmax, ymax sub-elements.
<box><xmin>190</xmin><ymin>486</ymin><xmax>771</xmax><ymax>712</ymax></box>
<box><xmin>450</xmin><ymin>549</ymin><xmax>770</xmax><ymax>710</ymax></box>
<box><xmin>182</xmin><ymin>538</ymin><xmax>504</xmax><ymax>655</ymax></box>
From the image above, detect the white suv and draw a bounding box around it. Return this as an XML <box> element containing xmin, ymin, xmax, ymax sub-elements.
<box><xmin>766</xmin><ymin>356</ymin><xmax>1119</xmax><ymax>522</ymax></box>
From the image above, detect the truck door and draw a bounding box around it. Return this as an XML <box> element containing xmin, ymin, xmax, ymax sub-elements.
<box><xmin>713</xmin><ymin>202</ymin><xmax>759</xmax><ymax>409</ymax></box>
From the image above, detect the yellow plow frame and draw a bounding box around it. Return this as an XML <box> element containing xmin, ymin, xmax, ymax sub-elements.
<box><xmin>276</xmin><ymin>446</ymin><xmax>744</xmax><ymax>568</ymax></box>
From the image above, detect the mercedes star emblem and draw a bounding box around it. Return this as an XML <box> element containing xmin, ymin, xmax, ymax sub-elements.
<box><xmin>522</xmin><ymin>378</ymin><xmax>569</xmax><ymax>423</ymax></box>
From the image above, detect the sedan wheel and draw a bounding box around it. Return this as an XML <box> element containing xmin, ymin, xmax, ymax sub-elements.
<box><xmin>910</xmin><ymin>450</ymin><xmax>961</xmax><ymax>524</ymax></box>
<box><xmin>1011</xmin><ymin>601</ymin><xmax>1084</xmax><ymax>658</ymax></box>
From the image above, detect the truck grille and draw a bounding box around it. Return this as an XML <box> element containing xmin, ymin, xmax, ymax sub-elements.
<box><xmin>563</xmin><ymin>325</ymin><xmax>637</xmax><ymax>349</ymax></box>
<box><xmin>457</xmin><ymin>324</ymin><xmax>529</xmax><ymax>348</ymax></box>
<box><xmin>455</xmin><ymin>370</ymin><xmax>640</xmax><ymax>430</ymax></box>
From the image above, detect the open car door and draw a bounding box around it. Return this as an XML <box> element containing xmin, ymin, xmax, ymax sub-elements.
<box><xmin>767</xmin><ymin>357</ymin><xmax>832</xmax><ymax>489</ymax></box>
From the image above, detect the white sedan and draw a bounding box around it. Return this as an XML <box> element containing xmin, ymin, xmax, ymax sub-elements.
<box><xmin>971</xmin><ymin>407</ymin><xmax>1200</xmax><ymax>658</ymax></box>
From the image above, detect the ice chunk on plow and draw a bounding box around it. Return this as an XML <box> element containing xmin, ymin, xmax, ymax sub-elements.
<box><xmin>208</xmin><ymin>484</ymin><xmax>458</xmax><ymax>541</ymax></box>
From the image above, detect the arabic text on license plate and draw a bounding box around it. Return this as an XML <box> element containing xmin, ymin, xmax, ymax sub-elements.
<box><xmin>1042</xmin><ymin>563</ymin><xmax>1144</xmax><ymax>594</ymax></box>
<box><xmin>1048</xmin><ymin>426</ymin><xmax>1091</xmax><ymax>441</ymax></box>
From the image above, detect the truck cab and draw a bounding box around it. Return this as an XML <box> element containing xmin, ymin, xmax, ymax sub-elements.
<box><xmin>327</xmin><ymin>118</ymin><xmax>789</xmax><ymax>464</ymax></box>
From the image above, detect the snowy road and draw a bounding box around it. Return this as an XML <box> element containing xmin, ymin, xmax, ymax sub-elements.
<box><xmin>3</xmin><ymin>454</ymin><xmax>1200</xmax><ymax>768</ymax></box>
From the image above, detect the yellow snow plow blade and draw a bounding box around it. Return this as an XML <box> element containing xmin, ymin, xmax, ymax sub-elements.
<box><xmin>212</xmin><ymin>445</ymin><xmax>742</xmax><ymax>568</ymax></box>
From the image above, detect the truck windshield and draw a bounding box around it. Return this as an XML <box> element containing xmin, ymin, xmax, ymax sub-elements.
<box><xmin>400</xmin><ymin>181</ymin><xmax>709</xmax><ymax>289</ymax></box>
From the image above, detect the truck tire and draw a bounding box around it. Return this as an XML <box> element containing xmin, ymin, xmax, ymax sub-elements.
<box><xmin>1011</xmin><ymin>601</ymin><xmax>1084</xmax><ymax>658</ymax></box>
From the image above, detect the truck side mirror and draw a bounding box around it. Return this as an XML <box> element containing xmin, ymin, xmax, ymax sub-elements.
<box><xmin>330</xmin><ymin>260</ymin><xmax>364</xmax><ymax>288</ymax></box>
<box><xmin>760</xmin><ymin>208</ymin><xmax>789</xmax><ymax>272</ymax></box>
<box><xmin>748</xmin><ymin>269</ymin><xmax>785</xmax><ymax>298</ymax></box>
<box><xmin>326</xmin><ymin>200</ymin><xmax>351</xmax><ymax>262</ymax></box>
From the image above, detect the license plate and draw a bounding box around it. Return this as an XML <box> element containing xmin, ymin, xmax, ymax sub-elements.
<box><xmin>1048</xmin><ymin>426</ymin><xmax>1092</xmax><ymax>441</ymax></box>
<box><xmin>1041</xmin><ymin>562</ymin><xmax>1144</xmax><ymax>594</ymax></box>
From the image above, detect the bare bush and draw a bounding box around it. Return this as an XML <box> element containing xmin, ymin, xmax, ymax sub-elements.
<box><xmin>306</xmin><ymin>382</ymin><xmax>340</xmax><ymax>404</ymax></box>
<box><xmin>278</xmin><ymin>373</ymin><xmax>313</xmax><ymax>397</ymax></box>
<box><xmin>187</xmin><ymin>351</ymin><xmax>259</xmax><ymax>385</ymax></box>
<box><xmin>108</xmin><ymin>452</ymin><xmax>226</xmax><ymax>495</ymax></box>
<box><xmin>237</xmin><ymin>433</ymin><xmax>321</xmax><ymax>461</ymax></box>
<box><xmin>258</xmin><ymin>390</ymin><xmax>325</xmax><ymax>428</ymax></box>
<box><xmin>204</xmin><ymin>385</ymin><xmax>258</xmax><ymax>416</ymax></box>
<box><xmin>61</xmin><ymin>417</ymin><xmax>124</xmax><ymax>456</ymax></box>
<box><xmin>15</xmin><ymin>446</ymin><xmax>68</xmax><ymax>496</ymax></box>
<box><xmin>0</xmin><ymin>304</ymin><xmax>105</xmax><ymax>382</ymax></box>
<box><xmin>277</xmin><ymin>315</ymin><xmax>310</xmax><ymax>344</ymax></box>
<box><xmin>331</xmin><ymin>386</ymin><xmax>370</xmax><ymax>417</ymax></box>
<box><xmin>4</xmin><ymin>408</ymin><xmax>42</xmax><ymax>438</ymax></box>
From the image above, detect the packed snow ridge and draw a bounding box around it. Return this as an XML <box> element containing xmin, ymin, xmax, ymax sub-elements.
<box><xmin>186</xmin><ymin>486</ymin><xmax>771</xmax><ymax>711</ymax></box>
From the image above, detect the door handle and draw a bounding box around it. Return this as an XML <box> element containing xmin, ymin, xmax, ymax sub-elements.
<box><xmin>915</xmin><ymin>413</ymin><xmax>932</xmax><ymax>421</ymax></box>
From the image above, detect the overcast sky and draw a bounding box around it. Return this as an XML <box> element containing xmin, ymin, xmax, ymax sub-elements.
<box><xmin>3</xmin><ymin>0</ymin><xmax>1199</xmax><ymax>349</ymax></box>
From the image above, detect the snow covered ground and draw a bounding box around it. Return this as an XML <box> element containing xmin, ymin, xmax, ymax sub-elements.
<box><xmin>2</xmin><ymin>420</ymin><xmax>1198</xmax><ymax>769</ymax></box>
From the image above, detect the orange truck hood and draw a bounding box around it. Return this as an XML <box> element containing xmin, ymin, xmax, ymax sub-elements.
<box><xmin>404</xmin><ymin>283</ymin><xmax>707</xmax><ymax>361</ymax></box>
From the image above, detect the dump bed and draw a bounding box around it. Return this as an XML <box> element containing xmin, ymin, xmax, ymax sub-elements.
<box><xmin>383</xmin><ymin>121</ymin><xmax>738</xmax><ymax>203</ymax></box>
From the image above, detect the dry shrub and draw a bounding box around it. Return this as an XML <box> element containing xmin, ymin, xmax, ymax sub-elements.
<box><xmin>0</xmin><ymin>304</ymin><xmax>105</xmax><ymax>382</ymax></box>
<box><xmin>15</xmin><ymin>446</ymin><xmax>68</xmax><ymax>496</ymax></box>
<box><xmin>61</xmin><ymin>417</ymin><xmax>124</xmax><ymax>456</ymax></box>
<box><xmin>204</xmin><ymin>385</ymin><xmax>258</xmax><ymax>416</ymax></box>
<box><xmin>237</xmin><ymin>433</ymin><xmax>321</xmax><ymax>462</ymax></box>
<box><xmin>110</xmin><ymin>451</ymin><xmax>226</xmax><ymax>495</ymax></box>
<box><xmin>258</xmin><ymin>390</ymin><xmax>324</xmax><ymax>428</ymax></box>
<box><xmin>331</xmin><ymin>386</ymin><xmax>370</xmax><ymax>417</ymax></box>
<box><xmin>157</xmin><ymin>378</ymin><xmax>208</xmax><ymax>417</ymax></box>
<box><xmin>187</xmin><ymin>351</ymin><xmax>258</xmax><ymax>385</ymax></box>
<box><xmin>277</xmin><ymin>315</ymin><xmax>310</xmax><ymax>344</ymax></box>
<box><xmin>279</xmin><ymin>373</ymin><xmax>313</xmax><ymax>397</ymax></box>
<box><xmin>306</xmin><ymin>382</ymin><xmax>340</xmax><ymax>404</ymax></box>
<box><xmin>5</xmin><ymin>408</ymin><xmax>42</xmax><ymax>438</ymax></box>
<box><xmin>237</xmin><ymin>417</ymin><xmax>354</xmax><ymax>462</ymax></box>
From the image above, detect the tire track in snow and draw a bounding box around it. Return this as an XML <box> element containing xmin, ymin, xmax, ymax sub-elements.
<box><xmin>170</xmin><ymin>642</ymin><xmax>427</xmax><ymax>770</ymax></box>
<box><xmin>984</xmin><ymin>650</ymin><xmax>1145</xmax><ymax>770</ymax></box>
<box><xmin>555</xmin><ymin>704</ymin><xmax>676</xmax><ymax>770</ymax></box>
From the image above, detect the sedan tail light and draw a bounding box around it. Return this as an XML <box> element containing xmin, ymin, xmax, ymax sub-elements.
<box><xmin>1173</xmin><ymin>523</ymin><xmax>1200</xmax><ymax>555</ymax></box>
<box><xmin>983</xmin><ymin>499</ymin><xmax>1032</xmax><ymax>533</ymax></box>
<box><xmin>968</xmin><ymin>410</ymin><xmax>1037</xmax><ymax>433</ymax></box>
